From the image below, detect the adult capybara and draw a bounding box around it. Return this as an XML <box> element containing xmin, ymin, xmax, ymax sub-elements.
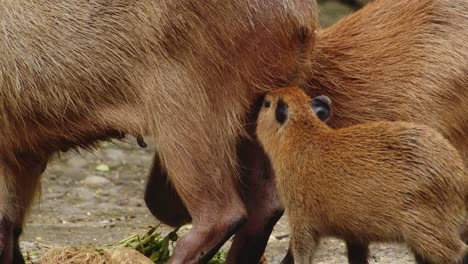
<box><xmin>257</xmin><ymin>87</ymin><xmax>468</xmax><ymax>264</ymax></box>
<box><xmin>0</xmin><ymin>1</ymin><xmax>318</xmax><ymax>263</ymax></box>
<box><xmin>144</xmin><ymin>0</ymin><xmax>467</xmax><ymax>263</ymax></box>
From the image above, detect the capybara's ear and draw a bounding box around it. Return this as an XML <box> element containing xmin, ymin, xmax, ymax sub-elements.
<box><xmin>276</xmin><ymin>99</ymin><xmax>288</xmax><ymax>125</ymax></box>
<box><xmin>310</xmin><ymin>95</ymin><xmax>331</xmax><ymax>121</ymax></box>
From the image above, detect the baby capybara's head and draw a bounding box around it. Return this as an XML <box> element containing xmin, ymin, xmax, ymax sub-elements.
<box><xmin>256</xmin><ymin>86</ymin><xmax>331</xmax><ymax>154</ymax></box>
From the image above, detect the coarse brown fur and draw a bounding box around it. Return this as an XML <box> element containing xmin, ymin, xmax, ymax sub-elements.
<box><xmin>144</xmin><ymin>0</ymin><xmax>468</xmax><ymax>262</ymax></box>
<box><xmin>306</xmin><ymin>0</ymin><xmax>468</xmax><ymax>163</ymax></box>
<box><xmin>257</xmin><ymin>87</ymin><xmax>468</xmax><ymax>264</ymax></box>
<box><xmin>0</xmin><ymin>1</ymin><xmax>319</xmax><ymax>263</ymax></box>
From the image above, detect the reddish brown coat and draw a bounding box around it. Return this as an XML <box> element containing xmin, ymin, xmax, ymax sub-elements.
<box><xmin>257</xmin><ymin>87</ymin><xmax>468</xmax><ymax>264</ymax></box>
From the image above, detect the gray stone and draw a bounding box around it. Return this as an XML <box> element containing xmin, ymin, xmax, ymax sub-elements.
<box><xmin>84</xmin><ymin>175</ymin><xmax>112</xmax><ymax>188</ymax></box>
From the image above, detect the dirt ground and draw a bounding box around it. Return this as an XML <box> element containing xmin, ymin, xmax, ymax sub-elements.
<box><xmin>21</xmin><ymin>1</ymin><xmax>418</xmax><ymax>263</ymax></box>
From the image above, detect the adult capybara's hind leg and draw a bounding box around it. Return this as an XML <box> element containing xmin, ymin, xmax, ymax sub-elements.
<box><xmin>281</xmin><ymin>245</ymin><xmax>294</xmax><ymax>264</ymax></box>
<box><xmin>161</xmin><ymin>146</ymin><xmax>247</xmax><ymax>264</ymax></box>
<box><xmin>409</xmin><ymin>228</ymin><xmax>467</xmax><ymax>264</ymax></box>
<box><xmin>144</xmin><ymin>154</ymin><xmax>191</xmax><ymax>227</ymax></box>
<box><xmin>0</xmin><ymin>154</ymin><xmax>46</xmax><ymax>264</ymax></box>
<box><xmin>226</xmin><ymin>139</ymin><xmax>284</xmax><ymax>264</ymax></box>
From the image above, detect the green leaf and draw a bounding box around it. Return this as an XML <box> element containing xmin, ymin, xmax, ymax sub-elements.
<box><xmin>95</xmin><ymin>164</ymin><xmax>110</xmax><ymax>172</ymax></box>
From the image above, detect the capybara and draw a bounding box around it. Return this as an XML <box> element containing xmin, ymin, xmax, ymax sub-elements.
<box><xmin>0</xmin><ymin>1</ymin><xmax>319</xmax><ymax>263</ymax></box>
<box><xmin>257</xmin><ymin>87</ymin><xmax>468</xmax><ymax>264</ymax></box>
<box><xmin>144</xmin><ymin>0</ymin><xmax>468</xmax><ymax>262</ymax></box>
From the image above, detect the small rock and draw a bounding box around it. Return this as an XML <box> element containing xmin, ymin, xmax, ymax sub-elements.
<box><xmin>70</xmin><ymin>187</ymin><xmax>96</xmax><ymax>201</ymax></box>
<box><xmin>105</xmin><ymin>149</ymin><xmax>126</xmax><ymax>160</ymax></box>
<box><xmin>84</xmin><ymin>175</ymin><xmax>111</xmax><ymax>188</ymax></box>
<box><xmin>66</xmin><ymin>156</ymin><xmax>88</xmax><ymax>168</ymax></box>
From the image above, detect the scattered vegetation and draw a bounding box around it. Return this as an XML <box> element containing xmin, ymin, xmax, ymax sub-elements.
<box><xmin>24</xmin><ymin>225</ymin><xmax>227</xmax><ymax>264</ymax></box>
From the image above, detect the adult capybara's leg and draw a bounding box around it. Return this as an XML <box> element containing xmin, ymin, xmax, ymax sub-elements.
<box><xmin>0</xmin><ymin>219</ymin><xmax>14</xmax><ymax>264</ymax></box>
<box><xmin>226</xmin><ymin>139</ymin><xmax>284</xmax><ymax>264</ymax></box>
<box><xmin>346</xmin><ymin>240</ymin><xmax>369</xmax><ymax>264</ymax></box>
<box><xmin>0</xmin><ymin>220</ymin><xmax>23</xmax><ymax>264</ymax></box>
<box><xmin>144</xmin><ymin>154</ymin><xmax>191</xmax><ymax>227</ymax></box>
<box><xmin>162</xmin><ymin>148</ymin><xmax>247</xmax><ymax>264</ymax></box>
<box><xmin>0</xmin><ymin>155</ymin><xmax>46</xmax><ymax>264</ymax></box>
<box><xmin>153</xmin><ymin>84</ymin><xmax>248</xmax><ymax>264</ymax></box>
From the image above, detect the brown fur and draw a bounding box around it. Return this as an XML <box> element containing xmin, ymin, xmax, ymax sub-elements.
<box><xmin>143</xmin><ymin>0</ymin><xmax>468</xmax><ymax>262</ymax></box>
<box><xmin>301</xmin><ymin>0</ymin><xmax>468</xmax><ymax>262</ymax></box>
<box><xmin>0</xmin><ymin>1</ymin><xmax>319</xmax><ymax>263</ymax></box>
<box><xmin>306</xmin><ymin>0</ymin><xmax>468</xmax><ymax>164</ymax></box>
<box><xmin>257</xmin><ymin>87</ymin><xmax>468</xmax><ymax>264</ymax></box>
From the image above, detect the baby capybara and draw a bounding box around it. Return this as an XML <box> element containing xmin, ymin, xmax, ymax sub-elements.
<box><xmin>256</xmin><ymin>87</ymin><xmax>468</xmax><ymax>264</ymax></box>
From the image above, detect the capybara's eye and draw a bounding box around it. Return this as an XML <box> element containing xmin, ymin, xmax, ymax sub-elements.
<box><xmin>264</xmin><ymin>100</ymin><xmax>271</xmax><ymax>108</ymax></box>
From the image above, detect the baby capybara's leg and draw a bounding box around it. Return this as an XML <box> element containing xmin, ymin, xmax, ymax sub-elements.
<box><xmin>144</xmin><ymin>154</ymin><xmax>191</xmax><ymax>227</ymax></box>
<box><xmin>408</xmin><ymin>227</ymin><xmax>467</xmax><ymax>264</ymax></box>
<box><xmin>290</xmin><ymin>228</ymin><xmax>319</xmax><ymax>264</ymax></box>
<box><xmin>0</xmin><ymin>155</ymin><xmax>46</xmax><ymax>264</ymax></box>
<box><xmin>226</xmin><ymin>140</ymin><xmax>284</xmax><ymax>264</ymax></box>
<box><xmin>281</xmin><ymin>245</ymin><xmax>294</xmax><ymax>264</ymax></box>
<box><xmin>346</xmin><ymin>240</ymin><xmax>369</xmax><ymax>264</ymax></box>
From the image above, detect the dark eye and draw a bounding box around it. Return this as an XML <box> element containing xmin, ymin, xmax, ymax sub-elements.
<box><xmin>264</xmin><ymin>100</ymin><xmax>271</xmax><ymax>108</ymax></box>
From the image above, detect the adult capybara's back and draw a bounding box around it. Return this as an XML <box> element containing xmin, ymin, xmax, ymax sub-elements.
<box><xmin>0</xmin><ymin>1</ymin><xmax>317</xmax><ymax>263</ymax></box>
<box><xmin>307</xmin><ymin>0</ymin><xmax>468</xmax><ymax>162</ymax></box>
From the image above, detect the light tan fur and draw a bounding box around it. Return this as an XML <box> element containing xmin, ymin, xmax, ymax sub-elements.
<box><xmin>257</xmin><ymin>87</ymin><xmax>468</xmax><ymax>264</ymax></box>
<box><xmin>0</xmin><ymin>1</ymin><xmax>318</xmax><ymax>263</ymax></box>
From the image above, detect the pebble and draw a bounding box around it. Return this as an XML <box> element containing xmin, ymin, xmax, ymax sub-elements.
<box><xmin>66</xmin><ymin>156</ymin><xmax>88</xmax><ymax>169</ymax></box>
<box><xmin>84</xmin><ymin>175</ymin><xmax>112</xmax><ymax>188</ymax></box>
<box><xmin>70</xmin><ymin>187</ymin><xmax>96</xmax><ymax>201</ymax></box>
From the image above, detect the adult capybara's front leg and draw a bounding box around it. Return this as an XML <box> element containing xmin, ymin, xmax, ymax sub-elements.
<box><xmin>0</xmin><ymin>219</ymin><xmax>14</xmax><ymax>264</ymax></box>
<box><xmin>0</xmin><ymin>220</ymin><xmax>23</xmax><ymax>264</ymax></box>
<box><xmin>226</xmin><ymin>138</ymin><xmax>284</xmax><ymax>264</ymax></box>
<box><xmin>158</xmin><ymin>140</ymin><xmax>247</xmax><ymax>264</ymax></box>
<box><xmin>0</xmin><ymin>155</ymin><xmax>46</xmax><ymax>264</ymax></box>
<box><xmin>152</xmin><ymin>81</ymin><xmax>248</xmax><ymax>264</ymax></box>
<box><xmin>145</xmin><ymin>137</ymin><xmax>284</xmax><ymax>264</ymax></box>
<box><xmin>144</xmin><ymin>154</ymin><xmax>191</xmax><ymax>227</ymax></box>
